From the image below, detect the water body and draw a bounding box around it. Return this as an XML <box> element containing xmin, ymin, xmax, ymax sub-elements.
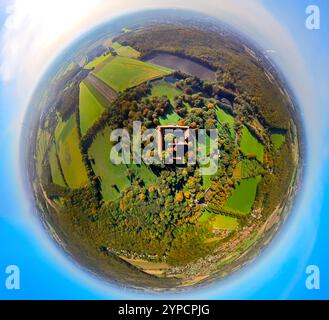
<box><xmin>146</xmin><ymin>53</ymin><xmax>216</xmax><ymax>82</ymax></box>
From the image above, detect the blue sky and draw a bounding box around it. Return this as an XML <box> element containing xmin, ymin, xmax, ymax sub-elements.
<box><xmin>0</xmin><ymin>0</ymin><xmax>329</xmax><ymax>299</ymax></box>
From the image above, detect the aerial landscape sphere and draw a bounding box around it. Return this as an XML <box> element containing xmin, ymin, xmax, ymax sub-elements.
<box><xmin>23</xmin><ymin>10</ymin><xmax>302</xmax><ymax>290</ymax></box>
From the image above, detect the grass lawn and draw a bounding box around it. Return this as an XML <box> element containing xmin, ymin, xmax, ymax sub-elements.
<box><xmin>271</xmin><ymin>133</ymin><xmax>286</xmax><ymax>151</ymax></box>
<box><xmin>111</xmin><ymin>42</ymin><xmax>140</xmax><ymax>59</ymax></box>
<box><xmin>216</xmin><ymin>107</ymin><xmax>235</xmax><ymax>138</ymax></box>
<box><xmin>95</xmin><ymin>56</ymin><xmax>172</xmax><ymax>92</ymax></box>
<box><xmin>159</xmin><ymin>109</ymin><xmax>181</xmax><ymax>125</ymax></box>
<box><xmin>55</xmin><ymin>115</ymin><xmax>89</xmax><ymax>188</ymax></box>
<box><xmin>130</xmin><ymin>163</ymin><xmax>158</xmax><ymax>188</ymax></box>
<box><xmin>85</xmin><ymin>53</ymin><xmax>112</xmax><ymax>70</ymax></box>
<box><xmin>88</xmin><ymin>127</ymin><xmax>130</xmax><ymax>201</ymax></box>
<box><xmin>223</xmin><ymin>176</ymin><xmax>261</xmax><ymax>216</ymax></box>
<box><xmin>89</xmin><ymin>126</ymin><xmax>158</xmax><ymax>201</ymax></box>
<box><xmin>49</xmin><ymin>143</ymin><xmax>66</xmax><ymax>187</ymax></box>
<box><xmin>202</xmin><ymin>175</ymin><xmax>213</xmax><ymax>190</ymax></box>
<box><xmin>151</xmin><ymin>80</ymin><xmax>182</xmax><ymax>105</ymax></box>
<box><xmin>79</xmin><ymin>81</ymin><xmax>105</xmax><ymax>136</ymax></box>
<box><xmin>212</xmin><ymin>214</ymin><xmax>239</xmax><ymax>230</ymax></box>
<box><xmin>240</xmin><ymin>126</ymin><xmax>264</xmax><ymax>163</ymax></box>
<box><xmin>199</xmin><ymin>210</ymin><xmax>238</xmax><ymax>231</ymax></box>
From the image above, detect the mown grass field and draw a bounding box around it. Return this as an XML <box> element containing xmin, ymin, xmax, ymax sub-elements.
<box><xmin>199</xmin><ymin>134</ymin><xmax>217</xmax><ymax>189</ymax></box>
<box><xmin>223</xmin><ymin>176</ymin><xmax>261</xmax><ymax>216</ymax></box>
<box><xmin>159</xmin><ymin>109</ymin><xmax>181</xmax><ymax>125</ymax></box>
<box><xmin>151</xmin><ymin>80</ymin><xmax>182</xmax><ymax>105</ymax></box>
<box><xmin>111</xmin><ymin>42</ymin><xmax>140</xmax><ymax>59</ymax></box>
<box><xmin>199</xmin><ymin>210</ymin><xmax>238</xmax><ymax>231</ymax></box>
<box><xmin>79</xmin><ymin>81</ymin><xmax>105</xmax><ymax>136</ymax></box>
<box><xmin>88</xmin><ymin>126</ymin><xmax>158</xmax><ymax>201</ymax></box>
<box><xmin>153</xmin><ymin>80</ymin><xmax>183</xmax><ymax>125</ymax></box>
<box><xmin>271</xmin><ymin>133</ymin><xmax>286</xmax><ymax>151</ymax></box>
<box><xmin>49</xmin><ymin>143</ymin><xmax>66</xmax><ymax>187</ymax></box>
<box><xmin>85</xmin><ymin>53</ymin><xmax>112</xmax><ymax>70</ymax></box>
<box><xmin>130</xmin><ymin>163</ymin><xmax>158</xmax><ymax>188</ymax></box>
<box><xmin>88</xmin><ymin>126</ymin><xmax>130</xmax><ymax>201</ymax></box>
<box><xmin>95</xmin><ymin>56</ymin><xmax>172</xmax><ymax>92</ymax></box>
<box><xmin>55</xmin><ymin>115</ymin><xmax>89</xmax><ymax>188</ymax></box>
<box><xmin>213</xmin><ymin>214</ymin><xmax>239</xmax><ymax>230</ymax></box>
<box><xmin>240</xmin><ymin>126</ymin><xmax>264</xmax><ymax>163</ymax></box>
<box><xmin>216</xmin><ymin>107</ymin><xmax>235</xmax><ymax>138</ymax></box>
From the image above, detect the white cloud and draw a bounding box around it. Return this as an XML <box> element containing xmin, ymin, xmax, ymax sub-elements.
<box><xmin>0</xmin><ymin>0</ymin><xmax>102</xmax><ymax>89</ymax></box>
<box><xmin>0</xmin><ymin>0</ymin><xmax>305</xmax><ymax>99</ymax></box>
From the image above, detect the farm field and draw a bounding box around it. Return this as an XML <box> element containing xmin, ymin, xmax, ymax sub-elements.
<box><xmin>85</xmin><ymin>53</ymin><xmax>111</xmax><ymax>69</ymax></box>
<box><xmin>120</xmin><ymin>256</ymin><xmax>169</xmax><ymax>276</ymax></box>
<box><xmin>223</xmin><ymin>176</ymin><xmax>262</xmax><ymax>216</ymax></box>
<box><xmin>89</xmin><ymin>126</ymin><xmax>158</xmax><ymax>200</ymax></box>
<box><xmin>88</xmin><ymin>127</ymin><xmax>130</xmax><ymax>201</ymax></box>
<box><xmin>216</xmin><ymin>107</ymin><xmax>235</xmax><ymax>138</ymax></box>
<box><xmin>200</xmin><ymin>210</ymin><xmax>238</xmax><ymax>231</ymax></box>
<box><xmin>36</xmin><ymin>128</ymin><xmax>50</xmax><ymax>178</ymax></box>
<box><xmin>111</xmin><ymin>42</ymin><xmax>140</xmax><ymax>58</ymax></box>
<box><xmin>95</xmin><ymin>56</ymin><xmax>172</xmax><ymax>92</ymax></box>
<box><xmin>55</xmin><ymin>115</ymin><xmax>89</xmax><ymax>188</ymax></box>
<box><xmin>49</xmin><ymin>143</ymin><xmax>66</xmax><ymax>187</ymax></box>
<box><xmin>79</xmin><ymin>81</ymin><xmax>105</xmax><ymax>136</ymax></box>
<box><xmin>151</xmin><ymin>80</ymin><xmax>182</xmax><ymax>105</ymax></box>
<box><xmin>240</xmin><ymin>126</ymin><xmax>264</xmax><ymax>163</ymax></box>
<box><xmin>271</xmin><ymin>133</ymin><xmax>286</xmax><ymax>151</ymax></box>
<box><xmin>212</xmin><ymin>214</ymin><xmax>239</xmax><ymax>231</ymax></box>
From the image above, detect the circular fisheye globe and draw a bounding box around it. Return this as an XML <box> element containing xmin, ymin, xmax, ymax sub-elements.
<box><xmin>23</xmin><ymin>10</ymin><xmax>303</xmax><ymax>290</ymax></box>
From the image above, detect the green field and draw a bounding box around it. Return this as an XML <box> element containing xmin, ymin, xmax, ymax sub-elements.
<box><xmin>223</xmin><ymin>176</ymin><xmax>261</xmax><ymax>216</ymax></box>
<box><xmin>111</xmin><ymin>42</ymin><xmax>140</xmax><ymax>59</ymax></box>
<box><xmin>49</xmin><ymin>143</ymin><xmax>66</xmax><ymax>187</ymax></box>
<box><xmin>151</xmin><ymin>80</ymin><xmax>182</xmax><ymax>105</ymax></box>
<box><xmin>200</xmin><ymin>210</ymin><xmax>238</xmax><ymax>231</ymax></box>
<box><xmin>85</xmin><ymin>53</ymin><xmax>112</xmax><ymax>70</ymax></box>
<box><xmin>213</xmin><ymin>214</ymin><xmax>239</xmax><ymax>230</ymax></box>
<box><xmin>154</xmin><ymin>80</ymin><xmax>183</xmax><ymax>125</ymax></box>
<box><xmin>216</xmin><ymin>107</ymin><xmax>235</xmax><ymax>138</ymax></box>
<box><xmin>271</xmin><ymin>133</ymin><xmax>286</xmax><ymax>151</ymax></box>
<box><xmin>96</xmin><ymin>56</ymin><xmax>172</xmax><ymax>92</ymax></box>
<box><xmin>36</xmin><ymin>128</ymin><xmax>50</xmax><ymax>178</ymax></box>
<box><xmin>88</xmin><ymin>127</ymin><xmax>130</xmax><ymax>201</ymax></box>
<box><xmin>233</xmin><ymin>159</ymin><xmax>265</xmax><ymax>180</ymax></box>
<box><xmin>159</xmin><ymin>109</ymin><xmax>181</xmax><ymax>125</ymax></box>
<box><xmin>55</xmin><ymin>115</ymin><xmax>89</xmax><ymax>188</ymax></box>
<box><xmin>79</xmin><ymin>81</ymin><xmax>105</xmax><ymax>136</ymax></box>
<box><xmin>130</xmin><ymin>163</ymin><xmax>158</xmax><ymax>188</ymax></box>
<box><xmin>240</xmin><ymin>126</ymin><xmax>264</xmax><ymax>163</ymax></box>
<box><xmin>89</xmin><ymin>126</ymin><xmax>158</xmax><ymax>201</ymax></box>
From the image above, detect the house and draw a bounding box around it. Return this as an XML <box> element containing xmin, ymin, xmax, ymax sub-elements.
<box><xmin>157</xmin><ymin>125</ymin><xmax>190</xmax><ymax>163</ymax></box>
